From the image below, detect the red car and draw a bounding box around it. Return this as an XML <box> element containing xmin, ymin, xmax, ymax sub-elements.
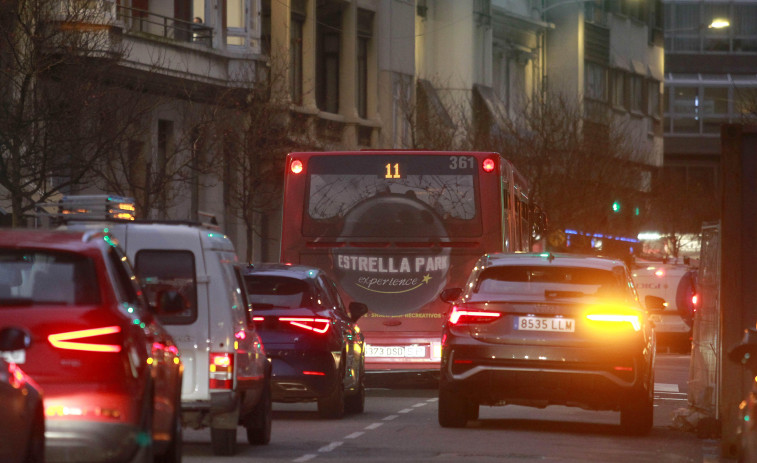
<box><xmin>0</xmin><ymin>229</ymin><xmax>183</xmax><ymax>463</ymax></box>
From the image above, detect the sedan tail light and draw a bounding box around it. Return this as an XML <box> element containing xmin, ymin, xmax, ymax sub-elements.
<box><xmin>48</xmin><ymin>326</ymin><xmax>123</xmax><ymax>353</ymax></box>
<box><xmin>279</xmin><ymin>317</ymin><xmax>330</xmax><ymax>334</ymax></box>
<box><xmin>209</xmin><ymin>352</ymin><xmax>234</xmax><ymax>389</ymax></box>
<box><xmin>448</xmin><ymin>306</ymin><xmax>502</xmax><ymax>325</ymax></box>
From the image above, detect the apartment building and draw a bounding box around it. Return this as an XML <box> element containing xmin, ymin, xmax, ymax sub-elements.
<box><xmin>663</xmin><ymin>0</ymin><xmax>757</xmax><ymax>228</ymax></box>
<box><xmin>1</xmin><ymin>0</ymin><xmax>667</xmax><ymax>260</ymax></box>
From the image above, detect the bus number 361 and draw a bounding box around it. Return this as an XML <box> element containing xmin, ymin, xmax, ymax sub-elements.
<box><xmin>449</xmin><ymin>156</ymin><xmax>475</xmax><ymax>170</ymax></box>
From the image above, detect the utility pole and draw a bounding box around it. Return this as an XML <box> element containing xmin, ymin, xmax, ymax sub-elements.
<box><xmin>719</xmin><ymin>124</ymin><xmax>757</xmax><ymax>457</ymax></box>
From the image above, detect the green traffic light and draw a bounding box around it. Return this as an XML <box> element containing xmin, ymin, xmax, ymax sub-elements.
<box><xmin>612</xmin><ymin>201</ymin><xmax>621</xmax><ymax>213</ymax></box>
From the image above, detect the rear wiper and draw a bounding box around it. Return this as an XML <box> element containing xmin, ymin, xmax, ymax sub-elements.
<box><xmin>250</xmin><ymin>303</ymin><xmax>291</xmax><ymax>310</ymax></box>
<box><xmin>0</xmin><ymin>298</ymin><xmax>34</xmax><ymax>306</ymax></box>
<box><xmin>545</xmin><ymin>290</ymin><xmax>586</xmax><ymax>299</ymax></box>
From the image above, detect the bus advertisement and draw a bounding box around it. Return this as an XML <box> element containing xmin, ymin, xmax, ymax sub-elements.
<box><xmin>280</xmin><ymin>151</ymin><xmax>540</xmax><ymax>373</ymax></box>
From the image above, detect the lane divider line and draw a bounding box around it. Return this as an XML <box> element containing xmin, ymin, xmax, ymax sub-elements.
<box><xmin>318</xmin><ymin>441</ymin><xmax>343</xmax><ymax>453</ymax></box>
<box><xmin>293</xmin><ymin>454</ymin><xmax>317</xmax><ymax>462</ymax></box>
<box><xmin>383</xmin><ymin>414</ymin><xmax>399</xmax><ymax>421</ymax></box>
<box><xmin>365</xmin><ymin>422</ymin><xmax>383</xmax><ymax>430</ymax></box>
<box><xmin>345</xmin><ymin>432</ymin><xmax>364</xmax><ymax>439</ymax></box>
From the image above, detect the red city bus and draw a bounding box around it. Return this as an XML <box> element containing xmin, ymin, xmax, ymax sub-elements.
<box><xmin>280</xmin><ymin>151</ymin><xmax>541</xmax><ymax>373</ymax></box>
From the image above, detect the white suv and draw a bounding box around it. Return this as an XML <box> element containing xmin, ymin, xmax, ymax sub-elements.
<box><xmin>57</xmin><ymin>199</ymin><xmax>271</xmax><ymax>456</ymax></box>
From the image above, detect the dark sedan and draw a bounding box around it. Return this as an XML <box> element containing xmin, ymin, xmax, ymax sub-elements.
<box><xmin>438</xmin><ymin>252</ymin><xmax>664</xmax><ymax>435</ymax></box>
<box><xmin>243</xmin><ymin>263</ymin><xmax>368</xmax><ymax>418</ymax></box>
<box><xmin>0</xmin><ymin>326</ymin><xmax>44</xmax><ymax>463</ymax></box>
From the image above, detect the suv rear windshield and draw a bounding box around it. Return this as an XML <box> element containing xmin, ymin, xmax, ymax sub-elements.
<box><xmin>244</xmin><ymin>275</ymin><xmax>310</xmax><ymax>309</ymax></box>
<box><xmin>0</xmin><ymin>250</ymin><xmax>100</xmax><ymax>305</ymax></box>
<box><xmin>475</xmin><ymin>265</ymin><xmax>631</xmax><ymax>301</ymax></box>
<box><xmin>134</xmin><ymin>250</ymin><xmax>197</xmax><ymax>324</ymax></box>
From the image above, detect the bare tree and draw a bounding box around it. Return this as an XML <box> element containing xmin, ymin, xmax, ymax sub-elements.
<box><xmin>0</xmin><ymin>1</ymin><xmax>153</xmax><ymax>225</ymax></box>
<box><xmin>474</xmin><ymin>91</ymin><xmax>650</xmax><ymax>240</ymax></box>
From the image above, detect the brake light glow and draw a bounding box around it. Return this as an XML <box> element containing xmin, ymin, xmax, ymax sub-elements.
<box><xmin>290</xmin><ymin>160</ymin><xmax>303</xmax><ymax>174</ymax></box>
<box><xmin>482</xmin><ymin>158</ymin><xmax>496</xmax><ymax>173</ymax></box>
<box><xmin>449</xmin><ymin>306</ymin><xmax>501</xmax><ymax>325</ymax></box>
<box><xmin>655</xmin><ymin>269</ymin><xmax>664</xmax><ymax>277</ymax></box>
<box><xmin>280</xmin><ymin>317</ymin><xmax>330</xmax><ymax>334</ymax></box>
<box><xmin>303</xmin><ymin>370</ymin><xmax>326</xmax><ymax>376</ymax></box>
<box><xmin>209</xmin><ymin>352</ymin><xmax>234</xmax><ymax>389</ymax></box>
<box><xmin>585</xmin><ymin>313</ymin><xmax>642</xmax><ymax>331</ymax></box>
<box><xmin>48</xmin><ymin>326</ymin><xmax>122</xmax><ymax>353</ymax></box>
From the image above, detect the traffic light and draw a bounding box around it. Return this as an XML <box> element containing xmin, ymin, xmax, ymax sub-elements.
<box><xmin>612</xmin><ymin>200</ymin><xmax>621</xmax><ymax>213</ymax></box>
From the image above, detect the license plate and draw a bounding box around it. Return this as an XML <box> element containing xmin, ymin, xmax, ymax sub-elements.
<box><xmin>515</xmin><ymin>317</ymin><xmax>575</xmax><ymax>332</ymax></box>
<box><xmin>1</xmin><ymin>350</ymin><xmax>25</xmax><ymax>364</ymax></box>
<box><xmin>366</xmin><ymin>345</ymin><xmax>427</xmax><ymax>358</ymax></box>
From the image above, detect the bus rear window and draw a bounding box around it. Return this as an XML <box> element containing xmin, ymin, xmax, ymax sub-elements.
<box><xmin>305</xmin><ymin>154</ymin><xmax>481</xmax><ymax>238</ymax></box>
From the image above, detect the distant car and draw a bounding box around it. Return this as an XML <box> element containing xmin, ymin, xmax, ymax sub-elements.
<box><xmin>438</xmin><ymin>252</ymin><xmax>663</xmax><ymax>435</ymax></box>
<box><xmin>729</xmin><ymin>327</ymin><xmax>757</xmax><ymax>462</ymax></box>
<box><xmin>0</xmin><ymin>229</ymin><xmax>183</xmax><ymax>463</ymax></box>
<box><xmin>632</xmin><ymin>262</ymin><xmax>695</xmax><ymax>352</ymax></box>
<box><xmin>242</xmin><ymin>263</ymin><xmax>368</xmax><ymax>418</ymax></box>
<box><xmin>0</xmin><ymin>326</ymin><xmax>44</xmax><ymax>463</ymax></box>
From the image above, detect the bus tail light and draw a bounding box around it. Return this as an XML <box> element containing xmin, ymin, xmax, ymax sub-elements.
<box><xmin>48</xmin><ymin>326</ymin><xmax>123</xmax><ymax>353</ymax></box>
<box><xmin>448</xmin><ymin>306</ymin><xmax>501</xmax><ymax>325</ymax></box>
<box><xmin>290</xmin><ymin>159</ymin><xmax>303</xmax><ymax>174</ymax></box>
<box><xmin>279</xmin><ymin>317</ymin><xmax>330</xmax><ymax>334</ymax></box>
<box><xmin>482</xmin><ymin>157</ymin><xmax>496</xmax><ymax>173</ymax></box>
<box><xmin>209</xmin><ymin>352</ymin><xmax>234</xmax><ymax>389</ymax></box>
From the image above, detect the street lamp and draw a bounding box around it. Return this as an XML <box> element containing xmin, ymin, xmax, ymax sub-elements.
<box><xmin>708</xmin><ymin>18</ymin><xmax>730</xmax><ymax>29</ymax></box>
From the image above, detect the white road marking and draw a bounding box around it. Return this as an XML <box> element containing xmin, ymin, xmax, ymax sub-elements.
<box><xmin>345</xmin><ymin>432</ymin><xmax>364</xmax><ymax>439</ymax></box>
<box><xmin>655</xmin><ymin>383</ymin><xmax>679</xmax><ymax>393</ymax></box>
<box><xmin>365</xmin><ymin>422</ymin><xmax>383</xmax><ymax>430</ymax></box>
<box><xmin>293</xmin><ymin>454</ymin><xmax>317</xmax><ymax>462</ymax></box>
<box><xmin>398</xmin><ymin>408</ymin><xmax>413</xmax><ymax>413</ymax></box>
<box><xmin>383</xmin><ymin>414</ymin><xmax>399</xmax><ymax>421</ymax></box>
<box><xmin>412</xmin><ymin>402</ymin><xmax>427</xmax><ymax>408</ymax></box>
<box><xmin>318</xmin><ymin>441</ymin><xmax>343</xmax><ymax>453</ymax></box>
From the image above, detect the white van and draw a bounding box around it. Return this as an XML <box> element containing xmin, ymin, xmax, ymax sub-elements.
<box><xmin>631</xmin><ymin>261</ymin><xmax>694</xmax><ymax>352</ymax></box>
<box><xmin>56</xmin><ymin>197</ymin><xmax>271</xmax><ymax>456</ymax></box>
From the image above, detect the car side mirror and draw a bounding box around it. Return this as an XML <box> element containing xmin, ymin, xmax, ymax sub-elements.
<box><xmin>440</xmin><ymin>288</ymin><xmax>462</xmax><ymax>303</ymax></box>
<box><xmin>644</xmin><ymin>295</ymin><xmax>666</xmax><ymax>313</ymax></box>
<box><xmin>349</xmin><ymin>302</ymin><xmax>368</xmax><ymax>322</ymax></box>
<box><xmin>729</xmin><ymin>328</ymin><xmax>757</xmax><ymax>373</ymax></box>
<box><xmin>0</xmin><ymin>326</ymin><xmax>31</xmax><ymax>351</ymax></box>
<box><xmin>156</xmin><ymin>290</ymin><xmax>188</xmax><ymax>314</ymax></box>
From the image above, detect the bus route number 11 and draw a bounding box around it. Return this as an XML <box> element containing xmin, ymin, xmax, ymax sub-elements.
<box><xmin>385</xmin><ymin>163</ymin><xmax>400</xmax><ymax>179</ymax></box>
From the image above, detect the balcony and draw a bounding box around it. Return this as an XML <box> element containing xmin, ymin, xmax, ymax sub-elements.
<box><xmin>116</xmin><ymin>5</ymin><xmax>213</xmax><ymax>48</ymax></box>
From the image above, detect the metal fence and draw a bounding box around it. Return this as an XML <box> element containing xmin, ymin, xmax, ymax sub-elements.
<box><xmin>688</xmin><ymin>222</ymin><xmax>721</xmax><ymax>419</ymax></box>
<box><xmin>115</xmin><ymin>5</ymin><xmax>213</xmax><ymax>47</ymax></box>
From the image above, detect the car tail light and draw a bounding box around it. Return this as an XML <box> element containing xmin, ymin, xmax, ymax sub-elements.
<box><xmin>585</xmin><ymin>306</ymin><xmax>642</xmax><ymax>332</ymax></box>
<box><xmin>448</xmin><ymin>306</ymin><xmax>501</xmax><ymax>325</ymax></box>
<box><xmin>279</xmin><ymin>317</ymin><xmax>330</xmax><ymax>334</ymax></box>
<box><xmin>209</xmin><ymin>352</ymin><xmax>234</xmax><ymax>389</ymax></box>
<box><xmin>48</xmin><ymin>326</ymin><xmax>123</xmax><ymax>353</ymax></box>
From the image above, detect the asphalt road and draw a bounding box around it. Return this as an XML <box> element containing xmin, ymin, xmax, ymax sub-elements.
<box><xmin>181</xmin><ymin>353</ymin><xmax>725</xmax><ymax>463</ymax></box>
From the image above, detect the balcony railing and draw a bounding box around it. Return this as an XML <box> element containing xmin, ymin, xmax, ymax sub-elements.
<box><xmin>116</xmin><ymin>5</ymin><xmax>213</xmax><ymax>47</ymax></box>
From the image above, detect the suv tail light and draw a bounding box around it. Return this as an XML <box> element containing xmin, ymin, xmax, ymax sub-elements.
<box><xmin>48</xmin><ymin>326</ymin><xmax>123</xmax><ymax>353</ymax></box>
<box><xmin>448</xmin><ymin>306</ymin><xmax>501</xmax><ymax>325</ymax></box>
<box><xmin>585</xmin><ymin>306</ymin><xmax>642</xmax><ymax>332</ymax></box>
<box><xmin>279</xmin><ymin>317</ymin><xmax>330</xmax><ymax>334</ymax></box>
<box><xmin>209</xmin><ymin>352</ymin><xmax>234</xmax><ymax>389</ymax></box>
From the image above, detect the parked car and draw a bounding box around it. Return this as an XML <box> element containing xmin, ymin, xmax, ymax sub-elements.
<box><xmin>729</xmin><ymin>327</ymin><xmax>757</xmax><ymax>462</ymax></box>
<box><xmin>632</xmin><ymin>261</ymin><xmax>695</xmax><ymax>352</ymax></box>
<box><xmin>0</xmin><ymin>228</ymin><xmax>183</xmax><ymax>463</ymax></box>
<box><xmin>242</xmin><ymin>263</ymin><xmax>368</xmax><ymax>418</ymax></box>
<box><xmin>58</xmin><ymin>195</ymin><xmax>272</xmax><ymax>456</ymax></box>
<box><xmin>437</xmin><ymin>252</ymin><xmax>664</xmax><ymax>435</ymax></box>
<box><xmin>0</xmin><ymin>326</ymin><xmax>44</xmax><ymax>463</ymax></box>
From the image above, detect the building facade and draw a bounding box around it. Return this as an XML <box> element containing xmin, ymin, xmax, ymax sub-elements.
<box><xmin>663</xmin><ymin>0</ymin><xmax>757</xmax><ymax>226</ymax></box>
<box><xmin>1</xmin><ymin>0</ymin><xmax>666</xmax><ymax>260</ymax></box>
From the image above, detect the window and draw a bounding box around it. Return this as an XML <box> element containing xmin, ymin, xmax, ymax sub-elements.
<box><xmin>316</xmin><ymin>3</ymin><xmax>342</xmax><ymax>113</ymax></box>
<box><xmin>611</xmin><ymin>70</ymin><xmax>625</xmax><ymax>109</ymax></box>
<box><xmin>647</xmin><ymin>80</ymin><xmax>660</xmax><ymax>117</ymax></box>
<box><xmin>134</xmin><ymin>250</ymin><xmax>198</xmax><ymax>325</ymax></box>
<box><xmin>357</xmin><ymin>9</ymin><xmax>374</xmax><ymax>119</ymax></box>
<box><xmin>290</xmin><ymin>8</ymin><xmax>304</xmax><ymax>105</ymax></box>
<box><xmin>629</xmin><ymin>75</ymin><xmax>643</xmax><ymax>112</ymax></box>
<box><xmin>585</xmin><ymin>61</ymin><xmax>607</xmax><ymax>102</ymax></box>
<box><xmin>226</xmin><ymin>0</ymin><xmax>246</xmax><ymax>46</ymax></box>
